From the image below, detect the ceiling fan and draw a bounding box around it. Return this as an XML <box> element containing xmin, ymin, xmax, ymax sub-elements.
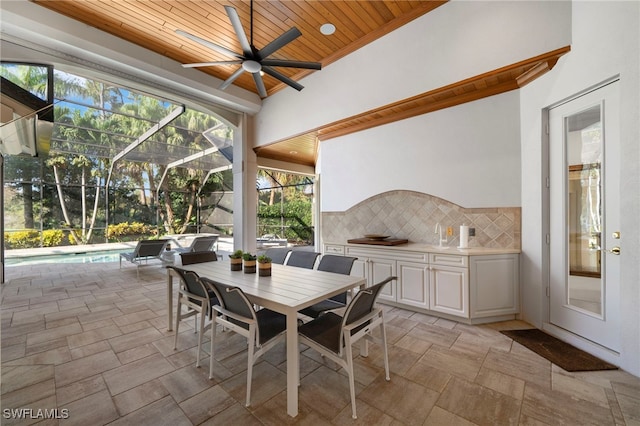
<box><xmin>176</xmin><ymin>0</ymin><xmax>322</xmax><ymax>98</ymax></box>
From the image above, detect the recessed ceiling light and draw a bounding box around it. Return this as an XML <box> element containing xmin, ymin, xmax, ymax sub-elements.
<box><xmin>320</xmin><ymin>23</ymin><xmax>336</xmax><ymax>35</ymax></box>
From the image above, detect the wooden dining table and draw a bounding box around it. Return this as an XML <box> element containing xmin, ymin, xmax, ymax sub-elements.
<box><xmin>166</xmin><ymin>260</ymin><xmax>366</xmax><ymax>417</ymax></box>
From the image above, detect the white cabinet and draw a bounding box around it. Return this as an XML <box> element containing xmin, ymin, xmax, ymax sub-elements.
<box><xmin>346</xmin><ymin>250</ymin><xmax>397</xmax><ymax>301</ymax></box>
<box><xmin>470</xmin><ymin>254</ymin><xmax>519</xmax><ymax>318</ymax></box>
<box><xmin>397</xmin><ymin>261</ymin><xmax>430</xmax><ymax>309</ymax></box>
<box><xmin>429</xmin><ymin>253</ymin><xmax>469</xmax><ymax>317</ymax></box>
<box><xmin>430</xmin><ymin>264</ymin><xmax>469</xmax><ymax>317</ymax></box>
<box><xmin>370</xmin><ymin>257</ymin><xmax>397</xmax><ymax>301</ymax></box>
<box><xmin>324</xmin><ymin>243</ymin><xmax>519</xmax><ymax>324</ymax></box>
<box><xmin>344</xmin><ymin>246</ymin><xmax>426</xmax><ymax>303</ymax></box>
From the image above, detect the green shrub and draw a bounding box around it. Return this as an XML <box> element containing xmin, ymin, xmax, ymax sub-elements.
<box><xmin>42</xmin><ymin>230</ymin><xmax>64</xmax><ymax>247</ymax></box>
<box><xmin>106</xmin><ymin>222</ymin><xmax>156</xmax><ymax>242</ymax></box>
<box><xmin>4</xmin><ymin>230</ymin><xmax>40</xmax><ymax>249</ymax></box>
<box><xmin>5</xmin><ymin>229</ymin><xmax>66</xmax><ymax>249</ymax></box>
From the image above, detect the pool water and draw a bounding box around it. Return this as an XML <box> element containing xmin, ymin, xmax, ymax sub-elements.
<box><xmin>6</xmin><ymin>250</ymin><xmax>123</xmax><ymax>267</ymax></box>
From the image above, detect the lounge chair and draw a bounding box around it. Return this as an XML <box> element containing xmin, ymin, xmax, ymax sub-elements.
<box><xmin>119</xmin><ymin>239</ymin><xmax>168</xmax><ymax>277</ymax></box>
<box><xmin>174</xmin><ymin>235</ymin><xmax>218</xmax><ymax>254</ymax></box>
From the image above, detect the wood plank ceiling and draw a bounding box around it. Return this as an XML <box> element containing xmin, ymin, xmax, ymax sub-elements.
<box><xmin>31</xmin><ymin>0</ymin><xmax>568</xmax><ymax>168</ymax></box>
<box><xmin>33</xmin><ymin>0</ymin><xmax>446</xmax><ymax>97</ymax></box>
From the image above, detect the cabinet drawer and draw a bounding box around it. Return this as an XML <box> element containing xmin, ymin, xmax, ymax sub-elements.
<box><xmin>324</xmin><ymin>245</ymin><xmax>345</xmax><ymax>255</ymax></box>
<box><xmin>346</xmin><ymin>246</ymin><xmax>427</xmax><ymax>262</ymax></box>
<box><xmin>429</xmin><ymin>253</ymin><xmax>468</xmax><ymax>267</ymax></box>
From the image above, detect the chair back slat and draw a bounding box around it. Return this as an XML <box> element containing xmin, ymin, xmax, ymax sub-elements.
<box><xmin>316</xmin><ymin>255</ymin><xmax>358</xmax><ymax>304</ymax></box>
<box><xmin>169</xmin><ymin>266</ymin><xmax>208</xmax><ymax>299</ymax></box>
<box><xmin>207</xmin><ymin>281</ymin><xmax>257</xmax><ymax>331</ymax></box>
<box><xmin>344</xmin><ymin>276</ymin><xmax>396</xmax><ymax>326</ymax></box>
<box><xmin>180</xmin><ymin>251</ymin><xmax>217</xmax><ymax>265</ymax></box>
<box><xmin>317</xmin><ymin>255</ymin><xmax>357</xmax><ymax>275</ymax></box>
<box><xmin>286</xmin><ymin>251</ymin><xmax>320</xmax><ymax>269</ymax></box>
<box><xmin>264</xmin><ymin>248</ymin><xmax>291</xmax><ymax>265</ymax></box>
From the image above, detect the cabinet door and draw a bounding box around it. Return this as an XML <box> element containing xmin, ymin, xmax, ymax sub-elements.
<box><xmin>369</xmin><ymin>257</ymin><xmax>397</xmax><ymax>301</ymax></box>
<box><xmin>430</xmin><ymin>265</ymin><xmax>469</xmax><ymax>317</ymax></box>
<box><xmin>397</xmin><ymin>261</ymin><xmax>429</xmax><ymax>309</ymax></box>
<box><xmin>350</xmin><ymin>258</ymin><xmax>368</xmax><ymax>279</ymax></box>
<box><xmin>470</xmin><ymin>255</ymin><xmax>519</xmax><ymax>317</ymax></box>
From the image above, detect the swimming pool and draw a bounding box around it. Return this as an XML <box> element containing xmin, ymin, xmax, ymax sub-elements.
<box><xmin>5</xmin><ymin>250</ymin><xmax>123</xmax><ymax>267</ymax></box>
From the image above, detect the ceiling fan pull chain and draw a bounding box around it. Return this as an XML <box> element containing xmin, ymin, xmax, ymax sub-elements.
<box><xmin>250</xmin><ymin>0</ymin><xmax>254</xmax><ymax>47</ymax></box>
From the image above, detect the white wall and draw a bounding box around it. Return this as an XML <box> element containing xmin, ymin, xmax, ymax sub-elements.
<box><xmin>320</xmin><ymin>90</ymin><xmax>521</xmax><ymax>210</ymax></box>
<box><xmin>520</xmin><ymin>1</ymin><xmax>639</xmax><ymax>376</ymax></box>
<box><xmin>254</xmin><ymin>0</ymin><xmax>571</xmax><ymax>147</ymax></box>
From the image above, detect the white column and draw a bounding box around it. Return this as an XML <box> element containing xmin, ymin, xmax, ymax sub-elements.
<box><xmin>233</xmin><ymin>113</ymin><xmax>257</xmax><ymax>253</ymax></box>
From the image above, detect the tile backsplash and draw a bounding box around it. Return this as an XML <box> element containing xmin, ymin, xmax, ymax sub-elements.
<box><xmin>321</xmin><ymin>190</ymin><xmax>520</xmax><ymax>249</ymax></box>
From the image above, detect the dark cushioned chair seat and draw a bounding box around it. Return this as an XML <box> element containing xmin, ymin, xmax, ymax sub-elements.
<box><xmin>298</xmin><ymin>312</ymin><xmax>342</xmax><ymax>354</ymax></box>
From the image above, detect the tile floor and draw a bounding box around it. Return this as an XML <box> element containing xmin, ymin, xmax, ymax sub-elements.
<box><xmin>1</xmin><ymin>261</ymin><xmax>639</xmax><ymax>425</ymax></box>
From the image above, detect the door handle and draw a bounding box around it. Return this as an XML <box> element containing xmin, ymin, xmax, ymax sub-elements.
<box><xmin>608</xmin><ymin>246</ymin><xmax>621</xmax><ymax>255</ymax></box>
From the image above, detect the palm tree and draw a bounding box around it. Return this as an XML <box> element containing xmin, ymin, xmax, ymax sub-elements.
<box><xmin>0</xmin><ymin>64</ymin><xmax>49</xmax><ymax>229</ymax></box>
<box><xmin>3</xmin><ymin>64</ymin><xmax>233</xmax><ymax>245</ymax></box>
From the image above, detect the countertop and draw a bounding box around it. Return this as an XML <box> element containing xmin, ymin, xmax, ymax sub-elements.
<box><xmin>326</xmin><ymin>241</ymin><xmax>521</xmax><ymax>255</ymax></box>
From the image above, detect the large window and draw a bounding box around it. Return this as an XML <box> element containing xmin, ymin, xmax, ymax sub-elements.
<box><xmin>1</xmin><ymin>63</ymin><xmax>234</xmax><ymax>249</ymax></box>
<box><xmin>257</xmin><ymin>170</ymin><xmax>314</xmax><ymax>247</ymax></box>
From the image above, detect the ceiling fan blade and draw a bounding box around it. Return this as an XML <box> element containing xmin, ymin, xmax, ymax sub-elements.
<box><xmin>261</xmin><ymin>59</ymin><xmax>322</xmax><ymax>70</ymax></box>
<box><xmin>258</xmin><ymin>27</ymin><xmax>302</xmax><ymax>59</ymax></box>
<box><xmin>219</xmin><ymin>66</ymin><xmax>246</xmax><ymax>91</ymax></box>
<box><xmin>252</xmin><ymin>73</ymin><xmax>268</xmax><ymax>98</ymax></box>
<box><xmin>175</xmin><ymin>29</ymin><xmax>243</xmax><ymax>60</ymax></box>
<box><xmin>262</xmin><ymin>67</ymin><xmax>304</xmax><ymax>91</ymax></box>
<box><xmin>224</xmin><ymin>6</ymin><xmax>253</xmax><ymax>57</ymax></box>
<box><xmin>182</xmin><ymin>60</ymin><xmax>243</xmax><ymax>68</ymax></box>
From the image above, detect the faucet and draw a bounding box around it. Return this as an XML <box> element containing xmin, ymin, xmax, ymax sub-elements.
<box><xmin>434</xmin><ymin>223</ymin><xmax>447</xmax><ymax>247</ymax></box>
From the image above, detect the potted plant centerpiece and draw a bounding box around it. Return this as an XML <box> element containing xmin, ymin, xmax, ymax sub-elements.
<box><xmin>242</xmin><ymin>252</ymin><xmax>257</xmax><ymax>274</ymax></box>
<box><xmin>257</xmin><ymin>255</ymin><xmax>272</xmax><ymax>276</ymax></box>
<box><xmin>229</xmin><ymin>250</ymin><xmax>244</xmax><ymax>271</ymax></box>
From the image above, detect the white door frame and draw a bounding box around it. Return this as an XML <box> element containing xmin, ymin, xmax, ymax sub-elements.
<box><xmin>541</xmin><ymin>76</ymin><xmax>622</xmax><ymax>366</ymax></box>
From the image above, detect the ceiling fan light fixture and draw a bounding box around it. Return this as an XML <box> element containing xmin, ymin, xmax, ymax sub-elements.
<box><xmin>242</xmin><ymin>60</ymin><xmax>262</xmax><ymax>73</ymax></box>
<box><xmin>320</xmin><ymin>23</ymin><xmax>336</xmax><ymax>35</ymax></box>
<box><xmin>177</xmin><ymin>2</ymin><xmax>321</xmax><ymax>97</ymax></box>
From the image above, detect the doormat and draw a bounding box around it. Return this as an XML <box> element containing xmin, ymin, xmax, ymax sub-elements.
<box><xmin>500</xmin><ymin>329</ymin><xmax>618</xmax><ymax>372</ymax></box>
